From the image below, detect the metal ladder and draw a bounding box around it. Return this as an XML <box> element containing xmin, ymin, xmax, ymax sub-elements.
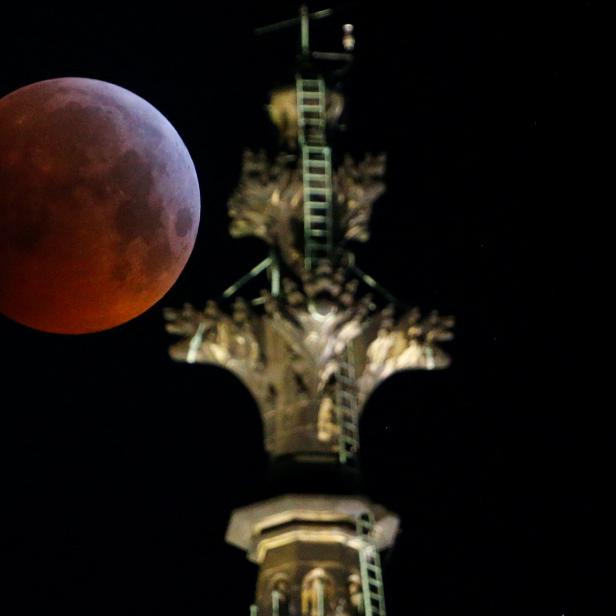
<box><xmin>272</xmin><ymin>589</ymin><xmax>289</xmax><ymax>616</ymax></box>
<box><xmin>315</xmin><ymin>577</ymin><xmax>326</xmax><ymax>616</ymax></box>
<box><xmin>249</xmin><ymin>591</ymin><xmax>288</xmax><ymax>615</ymax></box>
<box><xmin>296</xmin><ymin>76</ymin><xmax>333</xmax><ymax>270</ymax></box>
<box><xmin>357</xmin><ymin>512</ymin><xmax>387</xmax><ymax>616</ymax></box>
<box><xmin>335</xmin><ymin>345</ymin><xmax>360</xmax><ymax>465</ymax></box>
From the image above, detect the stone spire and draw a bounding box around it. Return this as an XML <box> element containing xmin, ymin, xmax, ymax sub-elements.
<box><xmin>164</xmin><ymin>7</ymin><xmax>453</xmax><ymax>614</ymax></box>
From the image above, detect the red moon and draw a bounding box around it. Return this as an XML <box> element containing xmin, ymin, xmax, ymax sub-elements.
<box><xmin>0</xmin><ymin>77</ymin><xmax>200</xmax><ymax>334</ymax></box>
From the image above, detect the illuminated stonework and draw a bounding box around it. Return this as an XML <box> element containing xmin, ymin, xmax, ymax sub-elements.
<box><xmin>268</xmin><ymin>85</ymin><xmax>344</xmax><ymax>148</ymax></box>
<box><xmin>226</xmin><ymin>150</ymin><xmax>387</xmax><ymax>277</ymax></box>
<box><xmin>227</xmin><ymin>496</ymin><xmax>398</xmax><ymax>616</ymax></box>
<box><xmin>166</xmin><ymin>7</ymin><xmax>454</xmax><ymax>615</ymax></box>
<box><xmin>165</xmin><ymin>282</ymin><xmax>452</xmax><ymax>461</ymax></box>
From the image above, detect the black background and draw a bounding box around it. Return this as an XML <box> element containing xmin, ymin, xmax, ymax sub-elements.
<box><xmin>0</xmin><ymin>2</ymin><xmax>601</xmax><ymax>615</ymax></box>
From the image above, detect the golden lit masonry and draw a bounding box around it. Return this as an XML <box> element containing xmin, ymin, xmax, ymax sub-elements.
<box><xmin>166</xmin><ymin>6</ymin><xmax>453</xmax><ymax>614</ymax></box>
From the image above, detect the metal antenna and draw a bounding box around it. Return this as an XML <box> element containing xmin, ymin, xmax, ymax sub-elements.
<box><xmin>255</xmin><ymin>5</ymin><xmax>353</xmax><ymax>61</ymax></box>
<box><xmin>300</xmin><ymin>5</ymin><xmax>310</xmax><ymax>54</ymax></box>
<box><xmin>254</xmin><ymin>6</ymin><xmax>334</xmax><ymax>39</ymax></box>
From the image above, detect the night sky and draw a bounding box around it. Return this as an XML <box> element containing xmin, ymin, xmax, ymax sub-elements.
<box><xmin>0</xmin><ymin>3</ymin><xmax>600</xmax><ymax>615</ymax></box>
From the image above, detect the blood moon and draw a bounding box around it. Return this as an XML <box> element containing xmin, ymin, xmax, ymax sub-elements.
<box><xmin>0</xmin><ymin>77</ymin><xmax>200</xmax><ymax>334</ymax></box>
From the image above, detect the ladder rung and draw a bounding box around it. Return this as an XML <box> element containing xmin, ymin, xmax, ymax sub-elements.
<box><xmin>300</xmin><ymin>125</ymin><xmax>326</xmax><ymax>132</ymax></box>
<box><xmin>337</xmin><ymin>390</ymin><xmax>356</xmax><ymax>399</ymax></box>
<box><xmin>304</xmin><ymin>145</ymin><xmax>329</xmax><ymax>154</ymax></box>
<box><xmin>337</xmin><ymin>385</ymin><xmax>355</xmax><ymax>394</ymax></box>
<box><xmin>341</xmin><ymin>407</ymin><xmax>357</xmax><ymax>414</ymax></box>
<box><xmin>309</xmin><ymin>227</ymin><xmax>329</xmax><ymax>234</ymax></box>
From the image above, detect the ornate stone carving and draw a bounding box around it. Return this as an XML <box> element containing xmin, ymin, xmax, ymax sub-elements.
<box><xmin>228</xmin><ymin>150</ymin><xmax>304</xmax><ymax>274</ymax></box>
<box><xmin>227</xmin><ymin>151</ymin><xmax>386</xmax><ymax>276</ymax></box>
<box><xmin>334</xmin><ymin>153</ymin><xmax>386</xmax><ymax>244</ymax></box>
<box><xmin>226</xmin><ymin>495</ymin><xmax>398</xmax><ymax>616</ymax></box>
<box><xmin>164</xmin><ymin>276</ymin><xmax>452</xmax><ymax>460</ymax></box>
<box><xmin>268</xmin><ymin>85</ymin><xmax>345</xmax><ymax>148</ymax></box>
<box><xmin>167</xmin><ymin>14</ymin><xmax>455</xmax><ymax>614</ymax></box>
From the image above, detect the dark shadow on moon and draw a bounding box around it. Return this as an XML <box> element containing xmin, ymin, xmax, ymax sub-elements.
<box><xmin>175</xmin><ymin>208</ymin><xmax>194</xmax><ymax>238</ymax></box>
<box><xmin>111</xmin><ymin>150</ymin><xmax>161</xmax><ymax>242</ymax></box>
